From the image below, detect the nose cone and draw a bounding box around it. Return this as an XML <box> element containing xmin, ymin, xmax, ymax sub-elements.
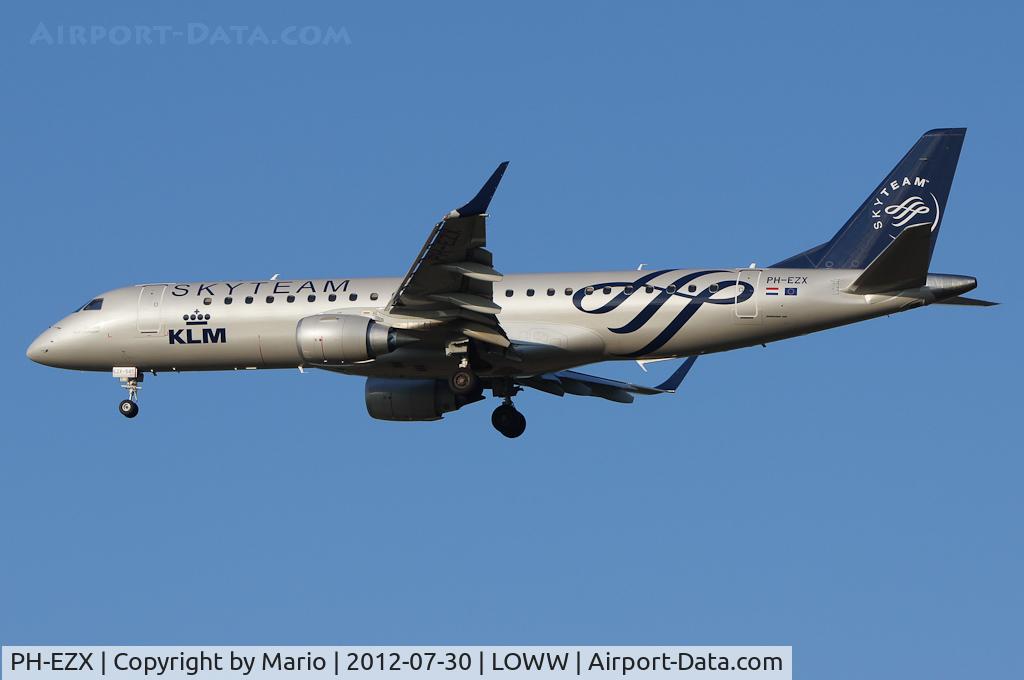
<box><xmin>27</xmin><ymin>328</ymin><xmax>59</xmax><ymax>366</ymax></box>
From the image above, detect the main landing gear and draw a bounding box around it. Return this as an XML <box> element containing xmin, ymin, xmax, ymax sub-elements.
<box><xmin>448</xmin><ymin>368</ymin><xmax>479</xmax><ymax>395</ymax></box>
<box><xmin>491</xmin><ymin>399</ymin><xmax>526</xmax><ymax>438</ymax></box>
<box><xmin>489</xmin><ymin>379</ymin><xmax>526</xmax><ymax>438</ymax></box>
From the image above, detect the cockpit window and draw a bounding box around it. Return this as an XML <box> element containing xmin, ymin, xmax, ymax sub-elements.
<box><xmin>80</xmin><ymin>298</ymin><xmax>103</xmax><ymax>311</ymax></box>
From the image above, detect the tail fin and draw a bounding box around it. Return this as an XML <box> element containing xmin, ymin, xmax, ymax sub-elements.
<box><xmin>773</xmin><ymin>128</ymin><xmax>966</xmax><ymax>269</ymax></box>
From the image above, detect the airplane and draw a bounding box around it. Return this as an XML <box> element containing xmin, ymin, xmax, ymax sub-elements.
<box><xmin>27</xmin><ymin>128</ymin><xmax>994</xmax><ymax>437</ymax></box>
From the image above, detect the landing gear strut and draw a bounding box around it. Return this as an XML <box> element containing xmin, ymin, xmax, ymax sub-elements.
<box><xmin>115</xmin><ymin>369</ymin><xmax>142</xmax><ymax>419</ymax></box>
<box><xmin>491</xmin><ymin>399</ymin><xmax>526</xmax><ymax>438</ymax></box>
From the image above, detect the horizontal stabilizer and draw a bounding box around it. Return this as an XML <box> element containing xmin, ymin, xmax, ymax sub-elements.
<box><xmin>845</xmin><ymin>224</ymin><xmax>931</xmax><ymax>294</ymax></box>
<box><xmin>935</xmin><ymin>295</ymin><xmax>999</xmax><ymax>306</ymax></box>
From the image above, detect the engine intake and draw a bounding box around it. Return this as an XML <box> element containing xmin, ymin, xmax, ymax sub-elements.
<box><xmin>296</xmin><ymin>314</ymin><xmax>415</xmax><ymax>364</ymax></box>
<box><xmin>365</xmin><ymin>377</ymin><xmax>484</xmax><ymax>421</ymax></box>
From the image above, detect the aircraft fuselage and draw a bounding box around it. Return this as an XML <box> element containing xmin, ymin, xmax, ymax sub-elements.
<box><xmin>26</xmin><ymin>268</ymin><xmax>975</xmax><ymax>378</ymax></box>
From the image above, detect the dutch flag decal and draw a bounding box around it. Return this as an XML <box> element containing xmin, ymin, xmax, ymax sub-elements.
<box><xmin>766</xmin><ymin>287</ymin><xmax>779</xmax><ymax>296</ymax></box>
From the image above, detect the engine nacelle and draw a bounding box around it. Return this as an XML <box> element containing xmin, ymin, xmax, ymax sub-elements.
<box><xmin>365</xmin><ymin>377</ymin><xmax>484</xmax><ymax>421</ymax></box>
<box><xmin>296</xmin><ymin>314</ymin><xmax>412</xmax><ymax>364</ymax></box>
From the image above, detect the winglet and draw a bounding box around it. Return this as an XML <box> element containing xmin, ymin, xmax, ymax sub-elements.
<box><xmin>655</xmin><ymin>356</ymin><xmax>698</xmax><ymax>392</ymax></box>
<box><xmin>448</xmin><ymin>162</ymin><xmax>509</xmax><ymax>218</ymax></box>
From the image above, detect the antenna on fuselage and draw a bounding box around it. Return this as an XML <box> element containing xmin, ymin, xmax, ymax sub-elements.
<box><xmin>270</xmin><ymin>273</ymin><xmax>279</xmax><ymax>280</ymax></box>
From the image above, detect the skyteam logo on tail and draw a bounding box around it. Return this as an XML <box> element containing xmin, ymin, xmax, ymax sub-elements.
<box><xmin>885</xmin><ymin>196</ymin><xmax>930</xmax><ymax>227</ymax></box>
<box><xmin>872</xmin><ymin>176</ymin><xmax>940</xmax><ymax>236</ymax></box>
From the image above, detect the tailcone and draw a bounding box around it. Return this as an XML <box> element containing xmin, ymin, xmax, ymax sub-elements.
<box><xmin>925</xmin><ymin>273</ymin><xmax>977</xmax><ymax>302</ymax></box>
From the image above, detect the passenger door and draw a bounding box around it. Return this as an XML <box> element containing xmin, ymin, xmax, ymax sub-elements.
<box><xmin>735</xmin><ymin>269</ymin><xmax>761</xmax><ymax>319</ymax></box>
<box><xmin>137</xmin><ymin>285</ymin><xmax>166</xmax><ymax>333</ymax></box>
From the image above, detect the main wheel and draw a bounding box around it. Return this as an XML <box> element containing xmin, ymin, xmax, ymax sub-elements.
<box><xmin>449</xmin><ymin>369</ymin><xmax>479</xmax><ymax>395</ymax></box>
<box><xmin>119</xmin><ymin>399</ymin><xmax>139</xmax><ymax>418</ymax></box>
<box><xmin>491</xmin><ymin>404</ymin><xmax>526</xmax><ymax>438</ymax></box>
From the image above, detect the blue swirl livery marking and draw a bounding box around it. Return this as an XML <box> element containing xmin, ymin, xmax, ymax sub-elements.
<box><xmin>572</xmin><ymin>269</ymin><xmax>753</xmax><ymax>356</ymax></box>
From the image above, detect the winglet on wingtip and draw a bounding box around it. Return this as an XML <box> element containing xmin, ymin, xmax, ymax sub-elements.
<box><xmin>449</xmin><ymin>162</ymin><xmax>510</xmax><ymax>218</ymax></box>
<box><xmin>655</xmin><ymin>355</ymin><xmax>698</xmax><ymax>392</ymax></box>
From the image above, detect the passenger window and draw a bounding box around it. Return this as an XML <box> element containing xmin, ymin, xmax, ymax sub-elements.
<box><xmin>526</xmin><ymin>289</ymin><xmax>535</xmax><ymax>297</ymax></box>
<box><xmin>370</xmin><ymin>292</ymin><xmax>379</xmax><ymax>301</ymax></box>
<box><xmin>688</xmin><ymin>284</ymin><xmax>697</xmax><ymax>293</ymax></box>
<box><xmin>645</xmin><ymin>286</ymin><xmax>654</xmax><ymax>293</ymax></box>
<box><xmin>585</xmin><ymin>287</ymin><xmax>594</xmax><ymax>295</ymax></box>
<box><xmin>307</xmin><ymin>294</ymin><xmax>316</xmax><ymax>302</ymax></box>
<box><xmin>625</xmin><ymin>286</ymin><xmax>634</xmax><ymax>295</ymax></box>
<box><xmin>266</xmin><ymin>296</ymin><xmax>275</xmax><ymax>303</ymax></box>
<box><xmin>245</xmin><ymin>296</ymin><xmax>254</xmax><ymax>304</ymax></box>
<box><xmin>505</xmin><ymin>289</ymin><xmax>514</xmax><ymax>297</ymax></box>
<box><xmin>286</xmin><ymin>295</ymin><xmax>296</xmax><ymax>303</ymax></box>
<box><xmin>602</xmin><ymin>287</ymin><xmax>611</xmax><ymax>295</ymax></box>
<box><xmin>666</xmin><ymin>285</ymin><xmax>676</xmax><ymax>294</ymax></box>
<box><xmin>547</xmin><ymin>288</ymin><xmax>555</xmax><ymax>296</ymax></box>
<box><xmin>564</xmin><ymin>288</ymin><xmax>573</xmax><ymax>295</ymax></box>
<box><xmin>349</xmin><ymin>293</ymin><xmax>358</xmax><ymax>301</ymax></box>
<box><xmin>80</xmin><ymin>298</ymin><xmax>103</xmax><ymax>311</ymax></box>
<box><xmin>328</xmin><ymin>294</ymin><xmax>337</xmax><ymax>302</ymax></box>
<box><xmin>203</xmin><ymin>297</ymin><xmax>212</xmax><ymax>305</ymax></box>
<box><xmin>709</xmin><ymin>284</ymin><xmax>719</xmax><ymax>293</ymax></box>
<box><xmin>224</xmin><ymin>297</ymin><xmax>233</xmax><ymax>305</ymax></box>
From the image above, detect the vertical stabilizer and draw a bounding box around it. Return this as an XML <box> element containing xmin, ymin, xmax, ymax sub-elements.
<box><xmin>774</xmin><ymin>128</ymin><xmax>965</xmax><ymax>269</ymax></box>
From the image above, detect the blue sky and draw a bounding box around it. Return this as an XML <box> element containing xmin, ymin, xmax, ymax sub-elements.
<box><xmin>1</xmin><ymin>2</ymin><xmax>1020</xmax><ymax>678</ymax></box>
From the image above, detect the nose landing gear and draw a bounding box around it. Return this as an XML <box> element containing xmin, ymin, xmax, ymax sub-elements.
<box><xmin>114</xmin><ymin>367</ymin><xmax>142</xmax><ymax>419</ymax></box>
<box><xmin>491</xmin><ymin>399</ymin><xmax>526</xmax><ymax>438</ymax></box>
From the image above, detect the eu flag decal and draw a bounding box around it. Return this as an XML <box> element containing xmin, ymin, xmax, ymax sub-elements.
<box><xmin>785</xmin><ymin>287</ymin><xmax>798</xmax><ymax>296</ymax></box>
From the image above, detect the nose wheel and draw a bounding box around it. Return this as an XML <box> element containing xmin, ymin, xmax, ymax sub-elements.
<box><xmin>119</xmin><ymin>399</ymin><xmax>139</xmax><ymax>418</ymax></box>
<box><xmin>491</xmin><ymin>400</ymin><xmax>526</xmax><ymax>438</ymax></box>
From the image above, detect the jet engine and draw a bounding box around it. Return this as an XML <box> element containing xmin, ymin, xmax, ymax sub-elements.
<box><xmin>296</xmin><ymin>314</ymin><xmax>416</xmax><ymax>364</ymax></box>
<box><xmin>364</xmin><ymin>377</ymin><xmax>484</xmax><ymax>421</ymax></box>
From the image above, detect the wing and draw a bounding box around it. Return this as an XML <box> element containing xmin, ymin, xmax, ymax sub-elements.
<box><xmin>384</xmin><ymin>162</ymin><xmax>511</xmax><ymax>348</ymax></box>
<box><xmin>517</xmin><ymin>356</ymin><xmax>699</xmax><ymax>403</ymax></box>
